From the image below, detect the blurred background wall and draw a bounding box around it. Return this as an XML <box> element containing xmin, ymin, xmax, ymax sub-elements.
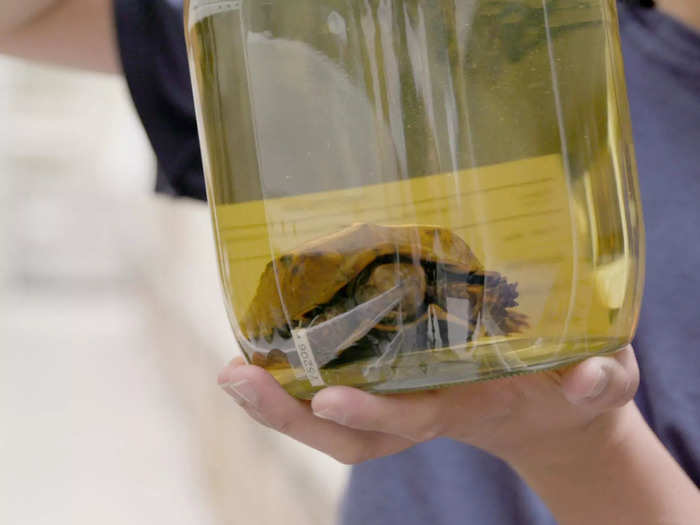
<box><xmin>0</xmin><ymin>56</ymin><xmax>348</xmax><ymax>525</ymax></box>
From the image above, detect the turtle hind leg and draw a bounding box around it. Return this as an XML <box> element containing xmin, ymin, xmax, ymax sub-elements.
<box><xmin>481</xmin><ymin>302</ymin><xmax>529</xmax><ymax>335</ymax></box>
<box><xmin>481</xmin><ymin>271</ymin><xmax>520</xmax><ymax>307</ymax></box>
<box><xmin>440</xmin><ymin>270</ymin><xmax>528</xmax><ymax>336</ymax></box>
<box><xmin>476</xmin><ymin>272</ymin><xmax>528</xmax><ymax>334</ymax></box>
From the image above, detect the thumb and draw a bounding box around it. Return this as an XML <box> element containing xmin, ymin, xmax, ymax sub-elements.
<box><xmin>560</xmin><ymin>345</ymin><xmax>639</xmax><ymax>412</ymax></box>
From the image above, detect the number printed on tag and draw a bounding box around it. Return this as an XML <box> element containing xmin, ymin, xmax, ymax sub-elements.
<box><xmin>292</xmin><ymin>329</ymin><xmax>325</xmax><ymax>387</ymax></box>
<box><xmin>189</xmin><ymin>0</ymin><xmax>241</xmax><ymax>29</ymax></box>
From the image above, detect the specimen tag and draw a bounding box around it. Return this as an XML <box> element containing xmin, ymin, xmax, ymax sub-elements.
<box><xmin>188</xmin><ymin>0</ymin><xmax>241</xmax><ymax>29</ymax></box>
<box><xmin>292</xmin><ymin>329</ymin><xmax>325</xmax><ymax>387</ymax></box>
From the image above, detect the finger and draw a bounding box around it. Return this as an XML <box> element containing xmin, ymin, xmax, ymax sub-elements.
<box><xmin>217</xmin><ymin>364</ymin><xmax>412</xmax><ymax>464</ymax></box>
<box><xmin>560</xmin><ymin>345</ymin><xmax>639</xmax><ymax>411</ymax></box>
<box><xmin>310</xmin><ymin>385</ymin><xmax>487</xmax><ymax>443</ymax></box>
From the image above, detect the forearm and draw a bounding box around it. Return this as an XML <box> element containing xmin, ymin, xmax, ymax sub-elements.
<box><xmin>512</xmin><ymin>403</ymin><xmax>700</xmax><ymax>525</ymax></box>
<box><xmin>0</xmin><ymin>1</ymin><xmax>58</xmax><ymax>35</ymax></box>
<box><xmin>0</xmin><ymin>0</ymin><xmax>120</xmax><ymax>74</ymax></box>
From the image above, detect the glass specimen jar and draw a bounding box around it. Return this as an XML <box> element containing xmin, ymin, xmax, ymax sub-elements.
<box><xmin>184</xmin><ymin>0</ymin><xmax>644</xmax><ymax>398</ymax></box>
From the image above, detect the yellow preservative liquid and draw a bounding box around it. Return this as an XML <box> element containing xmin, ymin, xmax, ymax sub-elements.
<box><xmin>185</xmin><ymin>0</ymin><xmax>644</xmax><ymax>398</ymax></box>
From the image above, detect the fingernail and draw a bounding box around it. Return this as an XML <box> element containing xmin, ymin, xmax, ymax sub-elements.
<box><xmin>313</xmin><ymin>407</ymin><xmax>345</xmax><ymax>425</ymax></box>
<box><xmin>221</xmin><ymin>379</ymin><xmax>258</xmax><ymax>409</ymax></box>
<box><xmin>584</xmin><ymin>366</ymin><xmax>610</xmax><ymax>400</ymax></box>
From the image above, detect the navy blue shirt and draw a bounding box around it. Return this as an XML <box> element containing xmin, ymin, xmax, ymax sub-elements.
<box><xmin>114</xmin><ymin>1</ymin><xmax>700</xmax><ymax>523</ymax></box>
<box><xmin>115</xmin><ymin>0</ymin><xmax>205</xmax><ymax>199</ymax></box>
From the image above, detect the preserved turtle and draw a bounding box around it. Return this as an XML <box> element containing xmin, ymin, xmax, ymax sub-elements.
<box><xmin>239</xmin><ymin>223</ymin><xmax>528</xmax><ymax>370</ymax></box>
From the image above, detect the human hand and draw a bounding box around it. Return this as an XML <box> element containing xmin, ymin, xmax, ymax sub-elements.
<box><xmin>217</xmin><ymin>346</ymin><xmax>639</xmax><ymax>468</ymax></box>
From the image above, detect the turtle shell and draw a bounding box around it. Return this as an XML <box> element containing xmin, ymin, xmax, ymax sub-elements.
<box><xmin>241</xmin><ymin>223</ymin><xmax>485</xmax><ymax>341</ymax></box>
